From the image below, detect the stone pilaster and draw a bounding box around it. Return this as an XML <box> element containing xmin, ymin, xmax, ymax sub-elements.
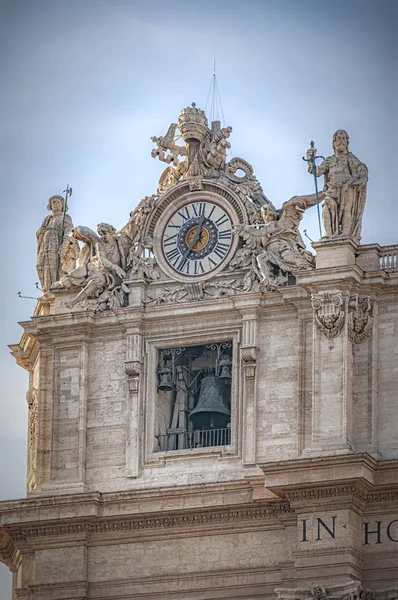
<box><xmin>125</xmin><ymin>330</ymin><xmax>143</xmax><ymax>477</ymax></box>
<box><xmin>308</xmin><ymin>291</ymin><xmax>354</xmax><ymax>454</ymax></box>
<box><xmin>239</xmin><ymin>307</ymin><xmax>259</xmax><ymax>466</ymax></box>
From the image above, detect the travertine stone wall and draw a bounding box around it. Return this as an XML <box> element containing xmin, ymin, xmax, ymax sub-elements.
<box><xmin>86</xmin><ymin>338</ymin><xmax>127</xmax><ymax>484</ymax></box>
<box><xmin>377</xmin><ymin>298</ymin><xmax>398</xmax><ymax>458</ymax></box>
<box><xmin>257</xmin><ymin>314</ymin><xmax>301</xmax><ymax>462</ymax></box>
<box><xmin>25</xmin><ymin>292</ymin><xmax>398</xmax><ymax>494</ymax></box>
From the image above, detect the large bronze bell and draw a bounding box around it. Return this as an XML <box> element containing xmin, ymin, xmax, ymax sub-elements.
<box><xmin>189</xmin><ymin>375</ymin><xmax>230</xmax><ymax>429</ymax></box>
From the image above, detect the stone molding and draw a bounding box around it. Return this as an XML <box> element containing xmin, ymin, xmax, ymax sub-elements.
<box><xmin>285</xmin><ymin>483</ymin><xmax>369</xmax><ymax>503</ymax></box>
<box><xmin>10</xmin><ymin>502</ymin><xmax>292</xmax><ymax>542</ymax></box>
<box><xmin>284</xmin><ymin>484</ymin><xmax>398</xmax><ymax>505</ymax></box>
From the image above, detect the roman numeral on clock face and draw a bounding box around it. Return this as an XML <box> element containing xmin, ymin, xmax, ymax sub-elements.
<box><xmin>165</xmin><ymin>247</ymin><xmax>180</xmax><ymax>265</ymax></box>
<box><xmin>213</xmin><ymin>242</ymin><xmax>230</xmax><ymax>259</ymax></box>
<box><xmin>192</xmin><ymin>203</ymin><xmax>206</xmax><ymax>217</ymax></box>
<box><xmin>177</xmin><ymin>206</ymin><xmax>191</xmax><ymax>221</ymax></box>
<box><xmin>218</xmin><ymin>229</ymin><xmax>232</xmax><ymax>240</ymax></box>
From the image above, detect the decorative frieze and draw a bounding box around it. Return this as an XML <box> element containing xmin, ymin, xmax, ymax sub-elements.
<box><xmin>276</xmin><ymin>582</ymin><xmax>375</xmax><ymax>600</ymax></box>
<box><xmin>11</xmin><ymin>501</ymin><xmax>292</xmax><ymax>541</ymax></box>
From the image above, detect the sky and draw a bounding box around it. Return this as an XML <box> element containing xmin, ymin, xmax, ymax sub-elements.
<box><xmin>0</xmin><ymin>0</ymin><xmax>396</xmax><ymax>594</ymax></box>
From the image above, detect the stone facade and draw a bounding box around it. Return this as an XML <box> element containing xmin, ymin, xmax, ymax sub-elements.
<box><xmin>1</xmin><ymin>106</ymin><xmax>398</xmax><ymax>599</ymax></box>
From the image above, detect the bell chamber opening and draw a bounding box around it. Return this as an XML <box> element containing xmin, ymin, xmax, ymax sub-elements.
<box><xmin>155</xmin><ymin>342</ymin><xmax>232</xmax><ymax>452</ymax></box>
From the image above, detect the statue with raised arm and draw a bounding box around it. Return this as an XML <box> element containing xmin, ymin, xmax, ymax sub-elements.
<box><xmin>234</xmin><ymin>194</ymin><xmax>319</xmax><ymax>290</ymax></box>
<box><xmin>36</xmin><ymin>195</ymin><xmax>79</xmax><ymax>292</ymax></box>
<box><xmin>56</xmin><ymin>223</ymin><xmax>130</xmax><ymax>310</ymax></box>
<box><xmin>306</xmin><ymin>130</ymin><xmax>368</xmax><ymax>241</ymax></box>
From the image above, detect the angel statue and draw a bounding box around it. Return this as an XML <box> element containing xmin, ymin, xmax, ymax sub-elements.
<box><xmin>54</xmin><ymin>195</ymin><xmax>160</xmax><ymax>310</ymax></box>
<box><xmin>233</xmin><ymin>193</ymin><xmax>321</xmax><ymax>291</ymax></box>
<box><xmin>36</xmin><ymin>195</ymin><xmax>79</xmax><ymax>292</ymax></box>
<box><xmin>55</xmin><ymin>223</ymin><xmax>130</xmax><ymax>310</ymax></box>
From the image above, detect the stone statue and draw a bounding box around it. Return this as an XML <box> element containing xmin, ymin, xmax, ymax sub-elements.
<box><xmin>56</xmin><ymin>223</ymin><xmax>130</xmax><ymax>310</ymax></box>
<box><xmin>234</xmin><ymin>194</ymin><xmax>318</xmax><ymax>290</ymax></box>
<box><xmin>36</xmin><ymin>195</ymin><xmax>79</xmax><ymax>292</ymax></box>
<box><xmin>306</xmin><ymin>130</ymin><xmax>368</xmax><ymax>241</ymax></box>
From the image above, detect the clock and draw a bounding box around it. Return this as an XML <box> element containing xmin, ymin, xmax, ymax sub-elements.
<box><xmin>160</xmin><ymin>200</ymin><xmax>234</xmax><ymax>279</ymax></box>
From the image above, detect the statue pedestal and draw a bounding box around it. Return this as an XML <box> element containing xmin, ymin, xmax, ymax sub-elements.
<box><xmin>312</xmin><ymin>238</ymin><xmax>358</xmax><ymax>269</ymax></box>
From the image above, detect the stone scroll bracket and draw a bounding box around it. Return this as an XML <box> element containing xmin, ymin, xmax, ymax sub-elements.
<box><xmin>125</xmin><ymin>331</ymin><xmax>143</xmax><ymax>478</ymax></box>
<box><xmin>239</xmin><ymin>308</ymin><xmax>260</xmax><ymax>466</ymax></box>
<box><xmin>0</xmin><ymin>529</ymin><xmax>22</xmax><ymax>573</ymax></box>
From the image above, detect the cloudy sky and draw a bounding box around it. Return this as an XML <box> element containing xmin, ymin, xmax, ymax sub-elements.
<box><xmin>0</xmin><ymin>0</ymin><xmax>396</xmax><ymax>593</ymax></box>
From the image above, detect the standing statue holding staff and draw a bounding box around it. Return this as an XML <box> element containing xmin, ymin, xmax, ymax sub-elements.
<box><xmin>36</xmin><ymin>190</ymin><xmax>79</xmax><ymax>292</ymax></box>
<box><xmin>305</xmin><ymin>130</ymin><xmax>368</xmax><ymax>241</ymax></box>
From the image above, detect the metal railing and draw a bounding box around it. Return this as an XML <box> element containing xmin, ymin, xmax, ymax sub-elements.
<box><xmin>156</xmin><ymin>427</ymin><xmax>231</xmax><ymax>452</ymax></box>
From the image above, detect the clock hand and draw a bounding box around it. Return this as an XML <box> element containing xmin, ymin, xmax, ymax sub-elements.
<box><xmin>178</xmin><ymin>215</ymin><xmax>205</xmax><ymax>269</ymax></box>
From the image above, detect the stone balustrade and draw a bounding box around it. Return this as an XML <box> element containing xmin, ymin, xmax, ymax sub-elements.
<box><xmin>379</xmin><ymin>245</ymin><xmax>398</xmax><ymax>272</ymax></box>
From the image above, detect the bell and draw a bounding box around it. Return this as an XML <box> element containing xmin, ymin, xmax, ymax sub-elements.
<box><xmin>219</xmin><ymin>365</ymin><xmax>232</xmax><ymax>379</ymax></box>
<box><xmin>189</xmin><ymin>376</ymin><xmax>230</xmax><ymax>429</ymax></box>
<box><xmin>157</xmin><ymin>367</ymin><xmax>173</xmax><ymax>392</ymax></box>
<box><xmin>218</xmin><ymin>354</ymin><xmax>232</xmax><ymax>380</ymax></box>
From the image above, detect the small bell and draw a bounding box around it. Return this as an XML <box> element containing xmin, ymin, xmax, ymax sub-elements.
<box><xmin>157</xmin><ymin>367</ymin><xmax>173</xmax><ymax>392</ymax></box>
<box><xmin>218</xmin><ymin>355</ymin><xmax>232</xmax><ymax>380</ymax></box>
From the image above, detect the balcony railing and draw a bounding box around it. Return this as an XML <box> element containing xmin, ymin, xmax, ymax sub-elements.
<box><xmin>156</xmin><ymin>427</ymin><xmax>231</xmax><ymax>452</ymax></box>
<box><xmin>379</xmin><ymin>246</ymin><xmax>398</xmax><ymax>272</ymax></box>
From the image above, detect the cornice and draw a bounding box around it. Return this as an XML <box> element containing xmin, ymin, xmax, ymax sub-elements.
<box><xmin>8</xmin><ymin>501</ymin><xmax>293</xmax><ymax>543</ymax></box>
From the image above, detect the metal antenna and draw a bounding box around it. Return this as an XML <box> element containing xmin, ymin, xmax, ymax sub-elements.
<box><xmin>211</xmin><ymin>57</ymin><xmax>216</xmax><ymax>122</ymax></box>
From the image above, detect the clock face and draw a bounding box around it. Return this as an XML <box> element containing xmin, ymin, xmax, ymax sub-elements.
<box><xmin>161</xmin><ymin>200</ymin><xmax>233</xmax><ymax>278</ymax></box>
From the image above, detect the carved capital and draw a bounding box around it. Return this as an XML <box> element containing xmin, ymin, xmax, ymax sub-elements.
<box><xmin>125</xmin><ymin>360</ymin><xmax>142</xmax><ymax>378</ymax></box>
<box><xmin>241</xmin><ymin>346</ymin><xmax>257</xmax><ymax>379</ymax></box>
<box><xmin>241</xmin><ymin>346</ymin><xmax>257</xmax><ymax>364</ymax></box>
<box><xmin>348</xmin><ymin>294</ymin><xmax>373</xmax><ymax>343</ymax></box>
<box><xmin>312</xmin><ymin>292</ymin><xmax>345</xmax><ymax>339</ymax></box>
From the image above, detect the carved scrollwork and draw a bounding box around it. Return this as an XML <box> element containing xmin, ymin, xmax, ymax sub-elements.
<box><xmin>224</xmin><ymin>157</ymin><xmax>254</xmax><ymax>183</ymax></box>
<box><xmin>276</xmin><ymin>583</ymin><xmax>376</xmax><ymax>600</ymax></box>
<box><xmin>145</xmin><ymin>279</ymin><xmax>246</xmax><ymax>306</ymax></box>
<box><xmin>311</xmin><ymin>585</ymin><xmax>327</xmax><ymax>600</ymax></box>
<box><xmin>348</xmin><ymin>295</ymin><xmax>373</xmax><ymax>343</ymax></box>
<box><xmin>312</xmin><ymin>292</ymin><xmax>345</xmax><ymax>339</ymax></box>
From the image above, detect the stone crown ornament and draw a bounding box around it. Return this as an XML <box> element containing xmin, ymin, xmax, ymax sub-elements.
<box><xmin>178</xmin><ymin>102</ymin><xmax>209</xmax><ymax>142</ymax></box>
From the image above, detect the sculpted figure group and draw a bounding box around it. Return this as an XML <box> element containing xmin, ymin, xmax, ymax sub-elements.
<box><xmin>35</xmin><ymin>127</ymin><xmax>369</xmax><ymax>306</ymax></box>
